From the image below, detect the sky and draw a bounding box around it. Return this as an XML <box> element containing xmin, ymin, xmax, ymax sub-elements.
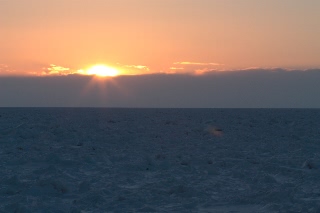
<box><xmin>1</xmin><ymin>0</ymin><xmax>320</xmax><ymax>107</ymax></box>
<box><xmin>1</xmin><ymin>69</ymin><xmax>320</xmax><ymax>108</ymax></box>
<box><xmin>1</xmin><ymin>0</ymin><xmax>320</xmax><ymax>75</ymax></box>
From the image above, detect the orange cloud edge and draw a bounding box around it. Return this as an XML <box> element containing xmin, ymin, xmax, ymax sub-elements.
<box><xmin>1</xmin><ymin>62</ymin><xmax>319</xmax><ymax>77</ymax></box>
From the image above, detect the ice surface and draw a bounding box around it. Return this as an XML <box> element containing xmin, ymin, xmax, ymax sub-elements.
<box><xmin>0</xmin><ymin>108</ymin><xmax>320</xmax><ymax>212</ymax></box>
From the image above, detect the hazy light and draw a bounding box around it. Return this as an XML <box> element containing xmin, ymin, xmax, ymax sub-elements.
<box><xmin>86</xmin><ymin>65</ymin><xmax>119</xmax><ymax>77</ymax></box>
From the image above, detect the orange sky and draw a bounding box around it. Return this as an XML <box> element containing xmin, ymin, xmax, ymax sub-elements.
<box><xmin>1</xmin><ymin>0</ymin><xmax>320</xmax><ymax>76</ymax></box>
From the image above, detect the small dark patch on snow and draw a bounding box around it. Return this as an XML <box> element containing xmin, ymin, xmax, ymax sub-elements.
<box><xmin>70</xmin><ymin>208</ymin><xmax>81</xmax><ymax>213</ymax></box>
<box><xmin>155</xmin><ymin>153</ymin><xmax>166</xmax><ymax>160</ymax></box>
<box><xmin>180</xmin><ymin>160</ymin><xmax>190</xmax><ymax>166</ymax></box>
<box><xmin>117</xmin><ymin>196</ymin><xmax>126</xmax><ymax>201</ymax></box>
<box><xmin>138</xmin><ymin>206</ymin><xmax>157</xmax><ymax>212</ymax></box>
<box><xmin>4</xmin><ymin>203</ymin><xmax>28</xmax><ymax>213</ymax></box>
<box><xmin>168</xmin><ymin>185</ymin><xmax>187</xmax><ymax>195</ymax></box>
<box><xmin>165</xmin><ymin>120</ymin><xmax>177</xmax><ymax>125</ymax></box>
<box><xmin>302</xmin><ymin>160</ymin><xmax>318</xmax><ymax>170</ymax></box>
<box><xmin>79</xmin><ymin>181</ymin><xmax>91</xmax><ymax>193</ymax></box>
<box><xmin>38</xmin><ymin>179</ymin><xmax>68</xmax><ymax>194</ymax></box>
<box><xmin>76</xmin><ymin>142</ymin><xmax>83</xmax><ymax>146</ymax></box>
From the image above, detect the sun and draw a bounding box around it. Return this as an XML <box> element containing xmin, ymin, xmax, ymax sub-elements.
<box><xmin>86</xmin><ymin>65</ymin><xmax>119</xmax><ymax>77</ymax></box>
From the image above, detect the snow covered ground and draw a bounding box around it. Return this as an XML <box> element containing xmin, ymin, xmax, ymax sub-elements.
<box><xmin>0</xmin><ymin>108</ymin><xmax>320</xmax><ymax>212</ymax></box>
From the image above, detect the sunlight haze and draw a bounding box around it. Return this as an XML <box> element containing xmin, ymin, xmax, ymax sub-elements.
<box><xmin>1</xmin><ymin>0</ymin><xmax>320</xmax><ymax>76</ymax></box>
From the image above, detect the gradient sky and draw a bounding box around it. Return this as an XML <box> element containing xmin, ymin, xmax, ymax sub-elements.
<box><xmin>1</xmin><ymin>0</ymin><xmax>320</xmax><ymax>76</ymax></box>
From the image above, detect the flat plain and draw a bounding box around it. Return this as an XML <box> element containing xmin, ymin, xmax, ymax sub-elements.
<box><xmin>0</xmin><ymin>108</ymin><xmax>319</xmax><ymax>212</ymax></box>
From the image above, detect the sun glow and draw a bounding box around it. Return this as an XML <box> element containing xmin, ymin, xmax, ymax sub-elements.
<box><xmin>86</xmin><ymin>65</ymin><xmax>119</xmax><ymax>77</ymax></box>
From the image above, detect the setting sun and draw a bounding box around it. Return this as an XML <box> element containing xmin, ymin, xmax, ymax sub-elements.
<box><xmin>86</xmin><ymin>65</ymin><xmax>119</xmax><ymax>77</ymax></box>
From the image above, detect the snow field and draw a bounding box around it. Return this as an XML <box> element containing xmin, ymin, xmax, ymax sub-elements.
<box><xmin>0</xmin><ymin>108</ymin><xmax>320</xmax><ymax>212</ymax></box>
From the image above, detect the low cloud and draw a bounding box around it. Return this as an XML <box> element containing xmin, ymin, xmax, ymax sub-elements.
<box><xmin>173</xmin><ymin>62</ymin><xmax>222</xmax><ymax>66</ymax></box>
<box><xmin>123</xmin><ymin>65</ymin><xmax>149</xmax><ymax>70</ymax></box>
<box><xmin>1</xmin><ymin>69</ymin><xmax>319</xmax><ymax>108</ymax></box>
<box><xmin>0</xmin><ymin>64</ymin><xmax>9</xmax><ymax>68</ymax></box>
<box><xmin>169</xmin><ymin>67</ymin><xmax>184</xmax><ymax>70</ymax></box>
<box><xmin>0</xmin><ymin>64</ymin><xmax>16</xmax><ymax>75</ymax></box>
<box><xmin>118</xmin><ymin>64</ymin><xmax>150</xmax><ymax>75</ymax></box>
<box><xmin>42</xmin><ymin>64</ymin><xmax>72</xmax><ymax>76</ymax></box>
<box><xmin>170</xmin><ymin>61</ymin><xmax>223</xmax><ymax>74</ymax></box>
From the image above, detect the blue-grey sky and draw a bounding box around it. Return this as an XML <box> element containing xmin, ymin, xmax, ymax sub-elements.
<box><xmin>1</xmin><ymin>70</ymin><xmax>319</xmax><ymax>108</ymax></box>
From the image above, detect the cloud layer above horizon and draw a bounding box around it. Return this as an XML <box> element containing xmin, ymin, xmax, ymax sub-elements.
<box><xmin>1</xmin><ymin>69</ymin><xmax>319</xmax><ymax>108</ymax></box>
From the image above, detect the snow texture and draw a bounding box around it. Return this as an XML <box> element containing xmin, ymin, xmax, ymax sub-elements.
<box><xmin>0</xmin><ymin>108</ymin><xmax>320</xmax><ymax>212</ymax></box>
